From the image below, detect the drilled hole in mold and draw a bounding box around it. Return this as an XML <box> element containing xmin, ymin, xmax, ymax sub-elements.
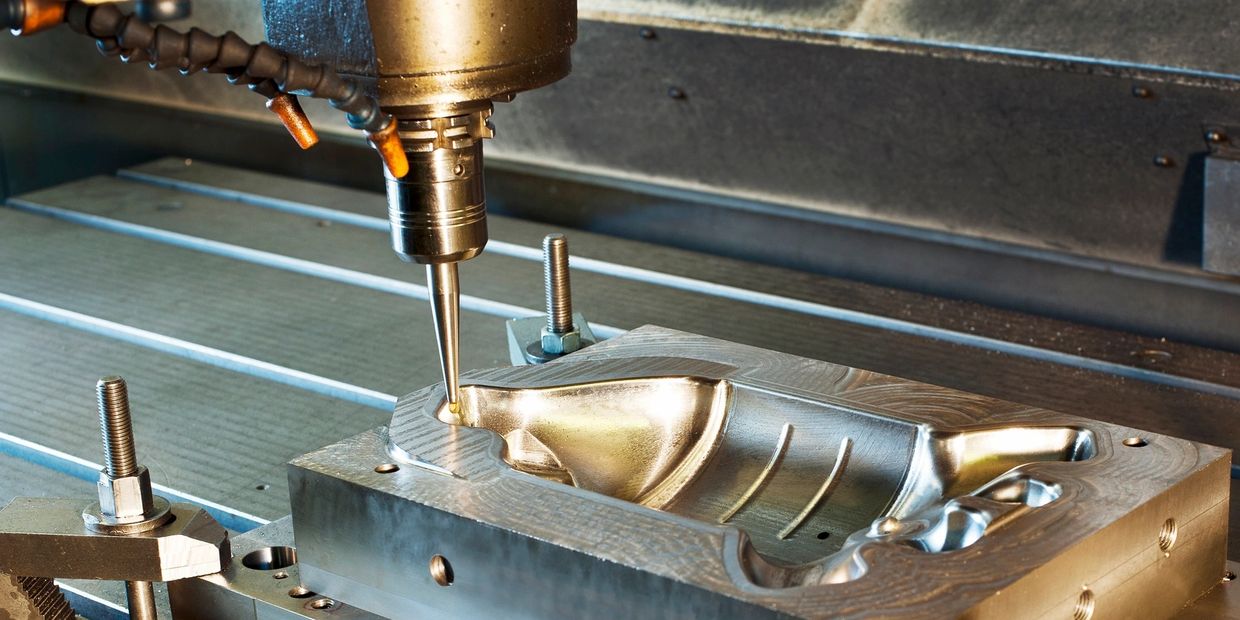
<box><xmin>430</xmin><ymin>554</ymin><xmax>454</xmax><ymax>586</ymax></box>
<box><xmin>1122</xmin><ymin>437</ymin><xmax>1148</xmax><ymax>447</ymax></box>
<box><xmin>288</xmin><ymin>586</ymin><xmax>314</xmax><ymax>599</ymax></box>
<box><xmin>375</xmin><ymin>463</ymin><xmax>400</xmax><ymax>474</ymax></box>
<box><xmin>242</xmin><ymin>546</ymin><xmax>297</xmax><ymax>570</ymax></box>
<box><xmin>1158</xmin><ymin>518</ymin><xmax>1178</xmax><ymax>553</ymax></box>
<box><xmin>310</xmin><ymin>598</ymin><xmax>335</xmax><ymax>610</ymax></box>
<box><xmin>1073</xmin><ymin>589</ymin><xmax>1095</xmax><ymax>620</ymax></box>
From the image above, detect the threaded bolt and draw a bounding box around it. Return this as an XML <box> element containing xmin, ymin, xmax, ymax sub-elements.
<box><xmin>543</xmin><ymin>234</ymin><xmax>574</xmax><ymax>334</ymax></box>
<box><xmin>97</xmin><ymin>376</ymin><xmax>138</xmax><ymax>478</ymax></box>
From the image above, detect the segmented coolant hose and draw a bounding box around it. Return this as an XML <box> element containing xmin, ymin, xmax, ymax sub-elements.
<box><xmin>63</xmin><ymin>2</ymin><xmax>386</xmax><ymax>132</ymax></box>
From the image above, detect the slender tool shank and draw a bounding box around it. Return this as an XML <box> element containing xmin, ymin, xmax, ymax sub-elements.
<box><xmin>427</xmin><ymin>263</ymin><xmax>461</xmax><ymax>409</ymax></box>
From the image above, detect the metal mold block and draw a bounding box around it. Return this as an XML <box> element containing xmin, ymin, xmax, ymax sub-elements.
<box><xmin>169</xmin><ymin>518</ymin><xmax>381</xmax><ymax>620</ymax></box>
<box><xmin>287</xmin><ymin>326</ymin><xmax>1230</xmax><ymax>619</ymax></box>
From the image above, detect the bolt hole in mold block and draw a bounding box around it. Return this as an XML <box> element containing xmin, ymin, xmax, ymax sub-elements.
<box><xmin>429</xmin><ymin>555</ymin><xmax>454</xmax><ymax>587</ymax></box>
<box><xmin>241</xmin><ymin>546</ymin><xmax>297</xmax><ymax>571</ymax></box>
<box><xmin>287</xmin><ymin>586</ymin><xmax>313</xmax><ymax>599</ymax></box>
<box><xmin>1074</xmin><ymin>589</ymin><xmax>1096</xmax><ymax>620</ymax></box>
<box><xmin>282</xmin><ymin>327</ymin><xmax>1230</xmax><ymax>619</ymax></box>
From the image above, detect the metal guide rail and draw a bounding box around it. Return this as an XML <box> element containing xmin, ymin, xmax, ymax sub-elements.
<box><xmin>1</xmin><ymin>157</ymin><xmax>1239</xmax><ymax>616</ymax></box>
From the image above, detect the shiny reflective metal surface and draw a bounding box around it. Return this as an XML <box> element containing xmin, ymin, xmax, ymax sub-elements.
<box><xmin>283</xmin><ymin>327</ymin><xmax>1230</xmax><ymax>619</ymax></box>
<box><xmin>169</xmin><ymin>518</ymin><xmax>381</xmax><ymax>620</ymax></box>
<box><xmin>361</xmin><ymin>0</ymin><xmax>575</xmax><ymax>110</ymax></box>
<box><xmin>382</xmin><ymin>109</ymin><xmax>492</xmax><ymax>265</ymax></box>
<box><xmin>443</xmin><ymin>376</ymin><xmax>730</xmax><ymax>507</ymax></box>
<box><xmin>437</xmin><ymin>373</ymin><xmax>1095</xmax><ymax>569</ymax></box>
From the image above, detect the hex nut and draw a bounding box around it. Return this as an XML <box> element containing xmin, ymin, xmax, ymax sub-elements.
<box><xmin>541</xmin><ymin>327</ymin><xmax>581</xmax><ymax>355</ymax></box>
<box><xmin>97</xmin><ymin>466</ymin><xmax>155</xmax><ymax>522</ymax></box>
<box><xmin>508</xmin><ymin>314</ymin><xmax>596</xmax><ymax>365</ymax></box>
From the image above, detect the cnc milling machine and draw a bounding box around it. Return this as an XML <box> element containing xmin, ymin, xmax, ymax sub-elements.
<box><xmin>0</xmin><ymin>1</ymin><xmax>1238</xmax><ymax>618</ymax></box>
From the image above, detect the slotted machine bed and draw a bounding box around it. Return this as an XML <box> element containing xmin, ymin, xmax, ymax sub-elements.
<box><xmin>2</xmin><ymin>158</ymin><xmax>1240</xmax><ymax>617</ymax></box>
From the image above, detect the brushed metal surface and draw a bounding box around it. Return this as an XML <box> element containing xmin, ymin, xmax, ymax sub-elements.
<box><xmin>0</xmin><ymin>207</ymin><xmax>510</xmax><ymax>396</ymax></box>
<box><xmin>21</xmin><ymin>162</ymin><xmax>1239</xmax><ymax>457</ymax></box>
<box><xmin>288</xmin><ymin>327</ymin><xmax>1229</xmax><ymax>618</ymax></box>
<box><xmin>0</xmin><ymin>453</ymin><xmax>91</xmax><ymax>501</ymax></box>
<box><xmin>168</xmin><ymin>517</ymin><xmax>381</xmax><ymax>619</ymax></box>
<box><xmin>113</xmin><ymin>157</ymin><xmax>1240</xmax><ymax>356</ymax></box>
<box><xmin>1178</xmin><ymin>562</ymin><xmax>1240</xmax><ymax>619</ymax></box>
<box><xmin>193</xmin><ymin>531</ymin><xmax>1240</xmax><ymax>617</ymax></box>
<box><xmin>0</xmin><ymin>308</ymin><xmax>389</xmax><ymax>520</ymax></box>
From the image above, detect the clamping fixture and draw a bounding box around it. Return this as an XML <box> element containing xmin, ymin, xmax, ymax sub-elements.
<box><xmin>0</xmin><ymin>376</ymin><xmax>230</xmax><ymax>620</ymax></box>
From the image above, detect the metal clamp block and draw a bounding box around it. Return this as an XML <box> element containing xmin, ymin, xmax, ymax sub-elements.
<box><xmin>0</xmin><ymin>497</ymin><xmax>230</xmax><ymax>582</ymax></box>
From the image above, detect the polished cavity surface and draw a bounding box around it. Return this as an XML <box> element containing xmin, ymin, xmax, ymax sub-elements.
<box><xmin>436</xmin><ymin>360</ymin><xmax>1095</xmax><ymax>566</ymax></box>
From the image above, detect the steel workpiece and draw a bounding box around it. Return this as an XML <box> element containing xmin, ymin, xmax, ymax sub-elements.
<box><xmin>257</xmin><ymin>327</ymin><xmax>1231</xmax><ymax>619</ymax></box>
<box><xmin>169</xmin><ymin>518</ymin><xmax>381</xmax><ymax>619</ymax></box>
<box><xmin>3</xmin><ymin>157</ymin><xmax>1240</xmax><ymax>615</ymax></box>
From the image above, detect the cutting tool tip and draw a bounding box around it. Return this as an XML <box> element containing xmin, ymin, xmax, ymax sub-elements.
<box><xmin>427</xmin><ymin>263</ymin><xmax>461</xmax><ymax>413</ymax></box>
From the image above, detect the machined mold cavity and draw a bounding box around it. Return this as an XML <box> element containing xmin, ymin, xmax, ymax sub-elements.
<box><xmin>430</xmin><ymin>368</ymin><xmax>1095</xmax><ymax>570</ymax></box>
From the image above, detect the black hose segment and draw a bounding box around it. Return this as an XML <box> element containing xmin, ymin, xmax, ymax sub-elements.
<box><xmin>63</xmin><ymin>2</ymin><xmax>386</xmax><ymax>132</ymax></box>
<box><xmin>2</xmin><ymin>0</ymin><xmax>23</xmax><ymax>31</ymax></box>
